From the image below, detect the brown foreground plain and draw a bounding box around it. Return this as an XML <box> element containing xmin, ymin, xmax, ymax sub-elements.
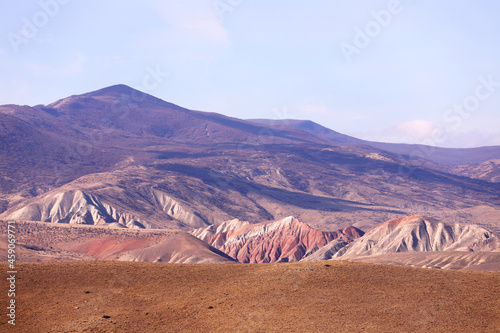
<box><xmin>1</xmin><ymin>261</ymin><xmax>499</xmax><ymax>332</ymax></box>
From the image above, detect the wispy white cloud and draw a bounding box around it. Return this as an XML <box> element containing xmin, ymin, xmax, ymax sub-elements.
<box><xmin>393</xmin><ymin>120</ymin><xmax>440</xmax><ymax>142</ymax></box>
<box><xmin>147</xmin><ymin>0</ymin><xmax>229</xmax><ymax>45</ymax></box>
<box><xmin>439</xmin><ymin>117</ymin><xmax>500</xmax><ymax>147</ymax></box>
<box><xmin>354</xmin><ymin>118</ymin><xmax>500</xmax><ymax>148</ymax></box>
<box><xmin>353</xmin><ymin>119</ymin><xmax>444</xmax><ymax>146</ymax></box>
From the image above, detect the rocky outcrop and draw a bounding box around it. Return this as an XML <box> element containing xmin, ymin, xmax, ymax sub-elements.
<box><xmin>6</xmin><ymin>190</ymin><xmax>147</xmax><ymax>229</ymax></box>
<box><xmin>150</xmin><ymin>188</ymin><xmax>208</xmax><ymax>228</ymax></box>
<box><xmin>4</xmin><ymin>187</ymin><xmax>211</xmax><ymax>229</ymax></box>
<box><xmin>335</xmin><ymin>216</ymin><xmax>499</xmax><ymax>258</ymax></box>
<box><xmin>300</xmin><ymin>240</ymin><xmax>349</xmax><ymax>261</ymax></box>
<box><xmin>191</xmin><ymin>216</ymin><xmax>364</xmax><ymax>263</ymax></box>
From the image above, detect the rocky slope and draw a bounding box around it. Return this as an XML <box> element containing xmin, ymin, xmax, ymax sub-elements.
<box><xmin>4</xmin><ymin>215</ymin><xmax>499</xmax><ymax>268</ymax></box>
<box><xmin>451</xmin><ymin>159</ymin><xmax>500</xmax><ymax>183</ymax></box>
<box><xmin>191</xmin><ymin>216</ymin><xmax>364</xmax><ymax>263</ymax></box>
<box><xmin>3</xmin><ymin>179</ymin><xmax>212</xmax><ymax>229</ymax></box>
<box><xmin>6</xmin><ymin>190</ymin><xmax>147</xmax><ymax>229</ymax></box>
<box><xmin>335</xmin><ymin>216</ymin><xmax>499</xmax><ymax>258</ymax></box>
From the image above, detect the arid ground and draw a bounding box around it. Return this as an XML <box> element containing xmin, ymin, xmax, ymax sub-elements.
<box><xmin>1</xmin><ymin>261</ymin><xmax>499</xmax><ymax>332</ymax></box>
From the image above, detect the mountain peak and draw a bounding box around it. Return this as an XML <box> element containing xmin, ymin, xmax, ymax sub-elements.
<box><xmin>47</xmin><ymin>84</ymin><xmax>178</xmax><ymax>113</ymax></box>
<box><xmin>83</xmin><ymin>84</ymin><xmax>149</xmax><ymax>98</ymax></box>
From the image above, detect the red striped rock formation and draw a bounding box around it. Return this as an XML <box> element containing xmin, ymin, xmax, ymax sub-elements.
<box><xmin>191</xmin><ymin>216</ymin><xmax>363</xmax><ymax>263</ymax></box>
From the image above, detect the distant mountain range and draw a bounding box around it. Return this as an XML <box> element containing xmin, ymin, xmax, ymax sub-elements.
<box><xmin>251</xmin><ymin>118</ymin><xmax>500</xmax><ymax>170</ymax></box>
<box><xmin>1</xmin><ymin>84</ymin><xmax>499</xmax><ymax>233</ymax></box>
<box><xmin>1</xmin><ymin>84</ymin><xmax>499</xmax><ymax>268</ymax></box>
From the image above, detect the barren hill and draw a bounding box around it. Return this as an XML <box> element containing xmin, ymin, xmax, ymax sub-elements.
<box><xmin>335</xmin><ymin>216</ymin><xmax>498</xmax><ymax>258</ymax></box>
<box><xmin>451</xmin><ymin>159</ymin><xmax>500</xmax><ymax>183</ymax></box>
<box><xmin>299</xmin><ymin>215</ymin><xmax>500</xmax><ymax>270</ymax></box>
<box><xmin>0</xmin><ymin>220</ymin><xmax>234</xmax><ymax>263</ymax></box>
<box><xmin>192</xmin><ymin>216</ymin><xmax>363</xmax><ymax>263</ymax></box>
<box><xmin>5</xmin><ymin>185</ymin><xmax>211</xmax><ymax>229</ymax></box>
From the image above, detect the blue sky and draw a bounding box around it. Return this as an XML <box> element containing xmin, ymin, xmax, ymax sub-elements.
<box><xmin>1</xmin><ymin>0</ymin><xmax>500</xmax><ymax>147</ymax></box>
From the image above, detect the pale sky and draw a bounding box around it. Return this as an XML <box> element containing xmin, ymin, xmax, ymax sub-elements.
<box><xmin>1</xmin><ymin>0</ymin><xmax>500</xmax><ymax>147</ymax></box>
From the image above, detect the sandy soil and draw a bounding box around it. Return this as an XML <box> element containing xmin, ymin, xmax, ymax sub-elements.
<box><xmin>1</xmin><ymin>260</ymin><xmax>498</xmax><ymax>332</ymax></box>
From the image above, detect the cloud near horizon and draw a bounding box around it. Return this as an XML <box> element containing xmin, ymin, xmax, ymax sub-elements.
<box><xmin>354</xmin><ymin>119</ymin><xmax>500</xmax><ymax>148</ymax></box>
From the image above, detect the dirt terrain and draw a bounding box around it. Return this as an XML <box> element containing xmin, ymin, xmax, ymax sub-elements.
<box><xmin>1</xmin><ymin>260</ymin><xmax>498</xmax><ymax>332</ymax></box>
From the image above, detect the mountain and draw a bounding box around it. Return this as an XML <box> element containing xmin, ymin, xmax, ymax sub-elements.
<box><xmin>335</xmin><ymin>215</ymin><xmax>498</xmax><ymax>257</ymax></box>
<box><xmin>253</xmin><ymin>118</ymin><xmax>500</xmax><ymax>177</ymax></box>
<box><xmin>300</xmin><ymin>215</ymin><xmax>500</xmax><ymax>269</ymax></box>
<box><xmin>1</xmin><ymin>85</ymin><xmax>499</xmax><ymax>235</ymax></box>
<box><xmin>250</xmin><ymin>119</ymin><xmax>364</xmax><ymax>144</ymax></box>
<box><xmin>45</xmin><ymin>84</ymin><xmax>324</xmax><ymax>146</ymax></box>
<box><xmin>191</xmin><ymin>216</ymin><xmax>364</xmax><ymax>263</ymax></box>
